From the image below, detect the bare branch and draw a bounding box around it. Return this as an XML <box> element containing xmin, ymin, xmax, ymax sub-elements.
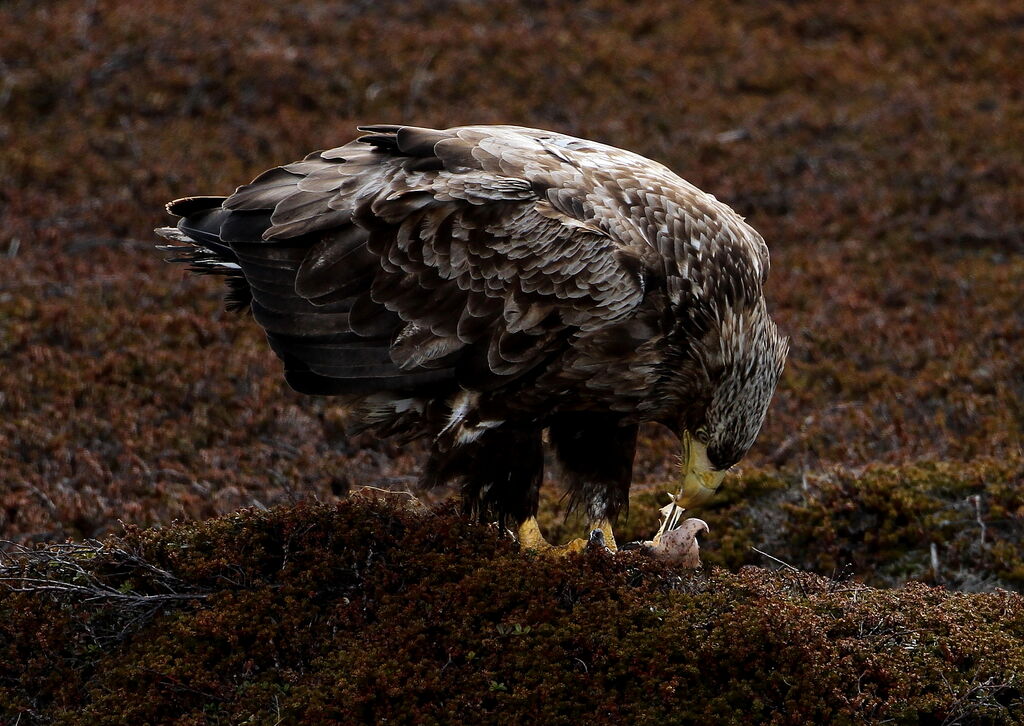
<box><xmin>0</xmin><ymin>538</ymin><xmax>210</xmax><ymax>646</ymax></box>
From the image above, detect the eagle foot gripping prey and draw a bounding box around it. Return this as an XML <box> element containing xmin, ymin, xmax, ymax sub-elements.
<box><xmin>517</xmin><ymin>516</ymin><xmax>617</xmax><ymax>556</ymax></box>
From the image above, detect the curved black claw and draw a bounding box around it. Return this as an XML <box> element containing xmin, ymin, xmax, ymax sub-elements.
<box><xmin>588</xmin><ymin>528</ymin><xmax>612</xmax><ymax>552</ymax></box>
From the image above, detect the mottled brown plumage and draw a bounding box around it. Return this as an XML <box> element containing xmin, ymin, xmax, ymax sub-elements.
<box><xmin>158</xmin><ymin>124</ymin><xmax>788</xmax><ymax>539</ymax></box>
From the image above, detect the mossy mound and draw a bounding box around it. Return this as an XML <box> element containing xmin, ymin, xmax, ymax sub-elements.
<box><xmin>543</xmin><ymin>456</ymin><xmax>1024</xmax><ymax>593</ymax></box>
<box><xmin>3</xmin><ymin>498</ymin><xmax>1023</xmax><ymax>725</ymax></box>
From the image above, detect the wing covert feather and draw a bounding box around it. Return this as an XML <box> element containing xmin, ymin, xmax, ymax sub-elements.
<box><xmin>198</xmin><ymin>124</ymin><xmax>773</xmax><ymax>394</ymax></box>
<box><xmin>214</xmin><ymin>126</ymin><xmax>651</xmax><ymax>387</ymax></box>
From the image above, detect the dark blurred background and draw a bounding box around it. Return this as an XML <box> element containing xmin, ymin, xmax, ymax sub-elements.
<box><xmin>1</xmin><ymin>0</ymin><xmax>1022</xmax><ymax>586</ymax></box>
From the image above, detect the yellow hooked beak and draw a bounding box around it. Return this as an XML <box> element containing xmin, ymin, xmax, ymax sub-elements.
<box><xmin>672</xmin><ymin>431</ymin><xmax>727</xmax><ymax>509</ymax></box>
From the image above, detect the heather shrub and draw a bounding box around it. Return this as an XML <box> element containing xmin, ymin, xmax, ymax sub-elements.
<box><xmin>3</xmin><ymin>500</ymin><xmax>1023</xmax><ymax>724</ymax></box>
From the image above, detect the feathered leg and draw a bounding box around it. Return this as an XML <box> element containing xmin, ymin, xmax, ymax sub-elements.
<box><xmin>548</xmin><ymin>412</ymin><xmax>639</xmax><ymax>552</ymax></box>
<box><xmin>423</xmin><ymin>425</ymin><xmax>544</xmax><ymax>530</ymax></box>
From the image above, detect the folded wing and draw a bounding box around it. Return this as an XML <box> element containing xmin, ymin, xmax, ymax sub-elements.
<box><xmin>159</xmin><ymin>125</ymin><xmax>649</xmax><ymax>396</ymax></box>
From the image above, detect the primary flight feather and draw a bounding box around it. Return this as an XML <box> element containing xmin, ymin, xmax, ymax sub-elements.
<box><xmin>157</xmin><ymin>124</ymin><xmax>788</xmax><ymax>552</ymax></box>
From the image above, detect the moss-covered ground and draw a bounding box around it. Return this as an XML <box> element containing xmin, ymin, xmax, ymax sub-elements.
<box><xmin>4</xmin><ymin>500</ymin><xmax>1024</xmax><ymax>725</ymax></box>
<box><xmin>2</xmin><ymin>0</ymin><xmax>1023</xmax><ymax>722</ymax></box>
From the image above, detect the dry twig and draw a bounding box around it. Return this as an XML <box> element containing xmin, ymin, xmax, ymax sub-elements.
<box><xmin>0</xmin><ymin>539</ymin><xmax>209</xmax><ymax>646</ymax></box>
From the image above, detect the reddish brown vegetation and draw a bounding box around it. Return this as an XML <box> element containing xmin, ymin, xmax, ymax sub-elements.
<box><xmin>1</xmin><ymin>0</ymin><xmax>1024</xmax><ymax>720</ymax></box>
<box><xmin>4</xmin><ymin>500</ymin><xmax>1024</xmax><ymax>724</ymax></box>
<box><xmin>3</xmin><ymin>0</ymin><xmax>1021</xmax><ymax>550</ymax></box>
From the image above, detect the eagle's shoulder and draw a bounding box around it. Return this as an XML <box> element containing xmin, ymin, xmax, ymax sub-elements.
<box><xmin>414</xmin><ymin>125</ymin><xmax>772</xmax><ymax>291</ymax></box>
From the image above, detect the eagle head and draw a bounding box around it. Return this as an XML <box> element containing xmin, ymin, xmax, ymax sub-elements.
<box><xmin>668</xmin><ymin>253</ymin><xmax>789</xmax><ymax>508</ymax></box>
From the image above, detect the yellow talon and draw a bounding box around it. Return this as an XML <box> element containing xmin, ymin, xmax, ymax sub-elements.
<box><xmin>517</xmin><ymin>517</ymin><xmax>552</xmax><ymax>551</ymax></box>
<box><xmin>516</xmin><ymin>516</ymin><xmax>617</xmax><ymax>556</ymax></box>
<box><xmin>559</xmin><ymin>537</ymin><xmax>590</xmax><ymax>554</ymax></box>
<box><xmin>589</xmin><ymin>518</ymin><xmax>617</xmax><ymax>552</ymax></box>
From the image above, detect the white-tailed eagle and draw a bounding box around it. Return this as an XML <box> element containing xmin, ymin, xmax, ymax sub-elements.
<box><xmin>157</xmin><ymin>124</ymin><xmax>788</xmax><ymax>552</ymax></box>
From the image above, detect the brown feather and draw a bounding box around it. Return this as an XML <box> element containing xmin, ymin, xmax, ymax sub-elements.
<box><xmin>161</xmin><ymin>123</ymin><xmax>786</xmax><ymax>530</ymax></box>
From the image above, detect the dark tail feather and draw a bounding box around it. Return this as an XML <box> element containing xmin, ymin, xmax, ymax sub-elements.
<box><xmin>158</xmin><ymin>200</ymin><xmax>256</xmax><ymax>311</ymax></box>
<box><xmin>156</xmin><ymin>196</ymin><xmax>253</xmax><ymax>312</ymax></box>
